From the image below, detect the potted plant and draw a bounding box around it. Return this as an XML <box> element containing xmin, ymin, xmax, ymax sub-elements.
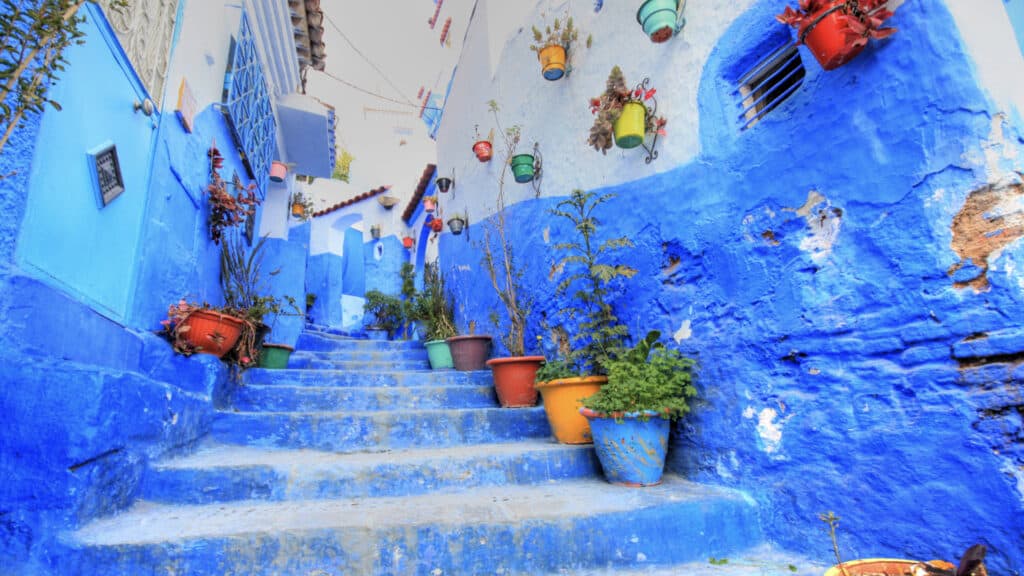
<box><xmin>535</xmin><ymin>188</ymin><xmax>637</xmax><ymax>443</ymax></box>
<box><xmin>588</xmin><ymin>66</ymin><xmax>667</xmax><ymax>161</ymax></box>
<box><xmin>402</xmin><ymin>235</ymin><xmax>415</xmax><ymax>249</ymax></box>
<box><xmin>436</xmin><ymin>175</ymin><xmax>454</xmax><ymax>193</ymax></box>
<box><xmin>529</xmin><ymin>13</ymin><xmax>580</xmax><ymax>81</ymax></box>
<box><xmin>637</xmin><ymin>0</ymin><xmax>687</xmax><ymax>43</ymax></box>
<box><xmin>291</xmin><ymin>191</ymin><xmax>314</xmax><ymax>220</ymax></box>
<box><xmin>776</xmin><ymin>0</ymin><xmax>897</xmax><ymax>71</ymax></box>
<box><xmin>580</xmin><ymin>330</ymin><xmax>696</xmax><ymax>486</ymax></box>
<box><xmin>447</xmin><ymin>321</ymin><xmax>493</xmax><ymax>371</ymax></box>
<box><xmin>363</xmin><ymin>290</ymin><xmax>402</xmax><ymax>340</ymax></box>
<box><xmin>370</xmin><ymin>224</ymin><xmax>382</xmax><ymax>239</ymax></box>
<box><xmin>161</xmin><ymin>299</ymin><xmax>247</xmax><ymax>359</ymax></box>
<box><xmin>472</xmin><ymin>123</ymin><xmax>493</xmax><ymax>162</ymax></box>
<box><xmin>207</xmin><ymin>144</ymin><xmax>259</xmax><ymax>245</ymax></box>
<box><xmin>447</xmin><ymin>213</ymin><xmax>468</xmax><ymax>236</ymax></box>
<box><xmin>305</xmin><ymin>292</ymin><xmax>317</xmax><ymax>323</ymax></box>
<box><xmin>423</xmin><ymin>196</ymin><xmax>437</xmax><ymax>213</ymax></box>
<box><xmin>429</xmin><ymin>217</ymin><xmax>444</xmax><ymax>233</ymax></box>
<box><xmin>270</xmin><ymin>160</ymin><xmax>288</xmax><ymax>182</ymax></box>
<box><xmin>416</xmin><ymin>262</ymin><xmax>457</xmax><ymax>369</ymax></box>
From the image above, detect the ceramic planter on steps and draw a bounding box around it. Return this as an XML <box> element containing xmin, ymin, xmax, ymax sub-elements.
<box><xmin>580</xmin><ymin>408</ymin><xmax>671</xmax><ymax>486</ymax></box>
<box><xmin>181</xmin><ymin>310</ymin><xmax>245</xmax><ymax>358</ymax></box>
<box><xmin>446</xmin><ymin>335</ymin><xmax>492</xmax><ymax>371</ymax></box>
<box><xmin>534</xmin><ymin>376</ymin><xmax>606</xmax><ymax>444</ymax></box>
<box><xmin>486</xmin><ymin>356</ymin><xmax>544</xmax><ymax>407</ymax></box>
<box><xmin>425</xmin><ymin>339</ymin><xmax>454</xmax><ymax>369</ymax></box>
<box><xmin>258</xmin><ymin>343</ymin><xmax>293</xmax><ymax>369</ymax></box>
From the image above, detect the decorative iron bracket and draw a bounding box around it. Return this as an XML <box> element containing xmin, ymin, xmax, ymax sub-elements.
<box><xmin>634</xmin><ymin>78</ymin><xmax>660</xmax><ymax>164</ymax></box>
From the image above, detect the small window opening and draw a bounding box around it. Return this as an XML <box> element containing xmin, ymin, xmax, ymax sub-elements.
<box><xmin>736</xmin><ymin>42</ymin><xmax>805</xmax><ymax>131</ymax></box>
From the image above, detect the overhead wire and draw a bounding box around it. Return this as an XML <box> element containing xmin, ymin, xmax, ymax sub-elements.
<box><xmin>323</xmin><ymin>13</ymin><xmax>418</xmax><ymax>107</ymax></box>
<box><xmin>320</xmin><ymin>70</ymin><xmax>445</xmax><ymax>113</ymax></box>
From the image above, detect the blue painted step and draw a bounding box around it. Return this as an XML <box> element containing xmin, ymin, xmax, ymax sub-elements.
<box><xmin>561</xmin><ymin>544</ymin><xmax>827</xmax><ymax>575</ymax></box>
<box><xmin>289</xmin><ymin>348</ymin><xmax>431</xmax><ymax>364</ymax></box>
<box><xmin>67</xmin><ymin>476</ymin><xmax>763</xmax><ymax>576</ymax></box>
<box><xmin>296</xmin><ymin>331</ymin><xmax>426</xmax><ymax>353</ymax></box>
<box><xmin>287</xmin><ymin>356</ymin><xmax>431</xmax><ymax>371</ymax></box>
<box><xmin>232</xmin><ymin>383</ymin><xmax>498</xmax><ymax>411</ymax></box>
<box><xmin>210</xmin><ymin>407</ymin><xmax>551</xmax><ymax>452</ymax></box>
<box><xmin>141</xmin><ymin>440</ymin><xmax>600</xmax><ymax>504</ymax></box>
<box><xmin>244</xmin><ymin>367</ymin><xmax>492</xmax><ymax>388</ymax></box>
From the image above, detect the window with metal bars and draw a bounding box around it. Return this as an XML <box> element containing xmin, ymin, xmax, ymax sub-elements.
<box><xmin>737</xmin><ymin>42</ymin><xmax>805</xmax><ymax>131</ymax></box>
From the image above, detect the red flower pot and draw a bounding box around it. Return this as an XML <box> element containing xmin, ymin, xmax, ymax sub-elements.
<box><xmin>402</xmin><ymin>236</ymin><xmax>414</xmax><ymax>249</ymax></box>
<box><xmin>181</xmin><ymin>310</ymin><xmax>245</xmax><ymax>358</ymax></box>
<box><xmin>801</xmin><ymin>1</ymin><xmax>866</xmax><ymax>70</ymax></box>
<box><xmin>472</xmin><ymin>140</ymin><xmax>493</xmax><ymax>162</ymax></box>
<box><xmin>486</xmin><ymin>356</ymin><xmax>544</xmax><ymax>408</ymax></box>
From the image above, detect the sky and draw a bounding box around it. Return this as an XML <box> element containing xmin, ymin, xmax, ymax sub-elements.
<box><xmin>303</xmin><ymin>0</ymin><xmax>477</xmax><ymax>209</ymax></box>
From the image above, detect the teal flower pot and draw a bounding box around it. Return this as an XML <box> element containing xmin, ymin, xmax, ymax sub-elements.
<box><xmin>510</xmin><ymin>154</ymin><xmax>536</xmax><ymax>183</ymax></box>
<box><xmin>425</xmin><ymin>340</ymin><xmax>454</xmax><ymax>370</ymax></box>
<box><xmin>258</xmin><ymin>344</ymin><xmax>293</xmax><ymax>369</ymax></box>
<box><xmin>637</xmin><ymin>0</ymin><xmax>683</xmax><ymax>43</ymax></box>
<box><xmin>580</xmin><ymin>408</ymin><xmax>671</xmax><ymax>486</ymax></box>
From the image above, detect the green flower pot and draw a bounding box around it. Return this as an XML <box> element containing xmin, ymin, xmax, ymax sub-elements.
<box><xmin>425</xmin><ymin>339</ymin><xmax>454</xmax><ymax>369</ymax></box>
<box><xmin>510</xmin><ymin>154</ymin><xmax>536</xmax><ymax>183</ymax></box>
<box><xmin>637</xmin><ymin>0</ymin><xmax>683</xmax><ymax>43</ymax></box>
<box><xmin>259</xmin><ymin>344</ymin><xmax>294</xmax><ymax>369</ymax></box>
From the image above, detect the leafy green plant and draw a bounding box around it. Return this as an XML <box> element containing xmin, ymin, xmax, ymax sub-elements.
<box><xmin>587</xmin><ymin>65</ymin><xmax>667</xmax><ymax>154</ymax></box>
<box><xmin>208</xmin><ymin>145</ymin><xmax>259</xmax><ymax>244</ymax></box>
<box><xmin>290</xmin><ymin>191</ymin><xmax>314</xmax><ymax>221</ymax></box>
<box><xmin>548</xmin><ymin>188</ymin><xmax>636</xmax><ymax>375</ymax></box>
<box><xmin>529</xmin><ymin>13</ymin><xmax>578</xmax><ymax>53</ymax></box>
<box><xmin>581</xmin><ymin>330</ymin><xmax>696</xmax><ymax>419</ymax></box>
<box><xmin>363</xmin><ymin>290</ymin><xmax>403</xmax><ymax>337</ymax></box>
<box><xmin>479</xmin><ymin>100</ymin><xmax>534</xmax><ymax>357</ymax></box>
<box><xmin>416</xmin><ymin>262</ymin><xmax>456</xmax><ymax>341</ymax></box>
<box><xmin>332</xmin><ymin>148</ymin><xmax>354</xmax><ymax>182</ymax></box>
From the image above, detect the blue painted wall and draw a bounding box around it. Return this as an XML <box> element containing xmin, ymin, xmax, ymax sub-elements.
<box><xmin>343</xmin><ymin>226</ymin><xmax>366</xmax><ymax>296</ymax></box>
<box><xmin>307</xmin><ymin>253</ymin><xmax>345</xmax><ymax>326</ymax></box>
<box><xmin>439</xmin><ymin>0</ymin><xmax>1024</xmax><ymax>571</ymax></box>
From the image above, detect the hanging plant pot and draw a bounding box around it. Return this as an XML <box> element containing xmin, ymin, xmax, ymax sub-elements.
<box><xmin>537</xmin><ymin>44</ymin><xmax>567</xmax><ymax>81</ymax></box>
<box><xmin>447</xmin><ymin>217</ymin><xmax>466</xmax><ymax>235</ymax></box>
<box><xmin>581</xmin><ymin>408</ymin><xmax>670</xmax><ymax>486</ymax></box>
<box><xmin>436</xmin><ymin>177</ymin><xmax>453</xmax><ymax>193</ymax></box>
<box><xmin>534</xmin><ymin>376</ymin><xmax>606</xmax><ymax>444</ymax></box>
<box><xmin>291</xmin><ymin>203</ymin><xmax>306</xmax><ymax>218</ymax></box>
<box><xmin>510</xmin><ymin>154</ymin><xmax>536</xmax><ymax>183</ymax></box>
<box><xmin>486</xmin><ymin>356</ymin><xmax>544</xmax><ymax>408</ymax></box>
<box><xmin>258</xmin><ymin>343</ymin><xmax>294</xmax><ymax>369</ymax></box>
<box><xmin>800</xmin><ymin>0</ymin><xmax>868</xmax><ymax>71</ymax></box>
<box><xmin>402</xmin><ymin>236</ymin><xmax>415</xmax><ymax>249</ymax></box>
<box><xmin>473</xmin><ymin>140</ymin><xmax>493</xmax><ymax>162</ymax></box>
<box><xmin>270</xmin><ymin>161</ymin><xmax>288</xmax><ymax>183</ymax></box>
<box><xmin>180</xmin><ymin>310</ymin><xmax>245</xmax><ymax>358</ymax></box>
<box><xmin>425</xmin><ymin>340</ymin><xmax>454</xmax><ymax>369</ymax></box>
<box><xmin>614</xmin><ymin>102</ymin><xmax>647</xmax><ymax>149</ymax></box>
<box><xmin>637</xmin><ymin>0</ymin><xmax>684</xmax><ymax>43</ymax></box>
<box><xmin>429</xmin><ymin>218</ymin><xmax>444</xmax><ymax>233</ymax></box>
<box><xmin>446</xmin><ymin>335</ymin><xmax>493</xmax><ymax>371</ymax></box>
<box><xmin>423</xmin><ymin>197</ymin><xmax>437</xmax><ymax>213</ymax></box>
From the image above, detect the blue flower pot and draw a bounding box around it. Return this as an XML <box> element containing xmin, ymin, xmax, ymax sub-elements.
<box><xmin>637</xmin><ymin>0</ymin><xmax>683</xmax><ymax>43</ymax></box>
<box><xmin>580</xmin><ymin>408</ymin><xmax>670</xmax><ymax>486</ymax></box>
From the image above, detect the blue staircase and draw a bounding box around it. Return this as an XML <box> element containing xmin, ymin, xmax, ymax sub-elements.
<box><xmin>63</xmin><ymin>328</ymin><xmax>824</xmax><ymax>575</ymax></box>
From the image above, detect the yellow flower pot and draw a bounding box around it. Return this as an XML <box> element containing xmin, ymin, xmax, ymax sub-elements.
<box><xmin>614</xmin><ymin>102</ymin><xmax>648</xmax><ymax>149</ymax></box>
<box><xmin>534</xmin><ymin>376</ymin><xmax>606</xmax><ymax>444</ymax></box>
<box><xmin>538</xmin><ymin>44</ymin><xmax>567</xmax><ymax>81</ymax></box>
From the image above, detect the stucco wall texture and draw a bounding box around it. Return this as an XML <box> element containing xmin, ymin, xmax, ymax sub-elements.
<box><xmin>437</xmin><ymin>0</ymin><xmax>1024</xmax><ymax>571</ymax></box>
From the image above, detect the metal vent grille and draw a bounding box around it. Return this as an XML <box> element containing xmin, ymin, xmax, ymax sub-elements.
<box><xmin>737</xmin><ymin>42</ymin><xmax>805</xmax><ymax>131</ymax></box>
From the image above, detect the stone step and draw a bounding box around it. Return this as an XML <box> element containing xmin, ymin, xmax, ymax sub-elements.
<box><xmin>244</xmin><ymin>367</ymin><xmax>492</xmax><ymax>388</ymax></box>
<box><xmin>141</xmin><ymin>440</ymin><xmax>600</xmax><ymax>504</ymax></box>
<box><xmin>287</xmin><ymin>356</ymin><xmax>432</xmax><ymax>371</ymax></box>
<box><xmin>289</xmin><ymin>347</ymin><xmax>431</xmax><ymax>364</ymax></box>
<box><xmin>232</xmin><ymin>383</ymin><xmax>499</xmax><ymax>411</ymax></box>
<box><xmin>562</xmin><ymin>544</ymin><xmax>827</xmax><ymax>575</ymax></box>
<box><xmin>211</xmin><ymin>407</ymin><xmax>551</xmax><ymax>452</ymax></box>
<box><xmin>296</xmin><ymin>331</ymin><xmax>425</xmax><ymax>353</ymax></box>
<box><xmin>67</xmin><ymin>476</ymin><xmax>763</xmax><ymax>576</ymax></box>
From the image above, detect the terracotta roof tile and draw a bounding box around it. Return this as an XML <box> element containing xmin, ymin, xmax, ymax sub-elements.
<box><xmin>401</xmin><ymin>163</ymin><xmax>437</xmax><ymax>223</ymax></box>
<box><xmin>313</xmin><ymin>185</ymin><xmax>391</xmax><ymax>217</ymax></box>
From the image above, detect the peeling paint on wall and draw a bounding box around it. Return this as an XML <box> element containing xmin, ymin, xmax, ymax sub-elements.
<box><xmin>948</xmin><ymin>180</ymin><xmax>1024</xmax><ymax>290</ymax></box>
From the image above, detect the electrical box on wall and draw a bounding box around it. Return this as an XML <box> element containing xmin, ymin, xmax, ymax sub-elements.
<box><xmin>88</xmin><ymin>142</ymin><xmax>125</xmax><ymax>207</ymax></box>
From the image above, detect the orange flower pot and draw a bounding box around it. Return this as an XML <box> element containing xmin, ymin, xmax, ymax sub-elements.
<box><xmin>537</xmin><ymin>44</ymin><xmax>567</xmax><ymax>80</ymax></box>
<box><xmin>486</xmin><ymin>356</ymin><xmax>544</xmax><ymax>407</ymax></box>
<box><xmin>534</xmin><ymin>376</ymin><xmax>606</xmax><ymax>444</ymax></box>
<box><xmin>181</xmin><ymin>310</ymin><xmax>245</xmax><ymax>358</ymax></box>
<box><xmin>291</xmin><ymin>203</ymin><xmax>305</xmax><ymax>218</ymax></box>
<box><xmin>402</xmin><ymin>236</ymin><xmax>414</xmax><ymax>249</ymax></box>
<box><xmin>801</xmin><ymin>0</ymin><xmax>867</xmax><ymax>70</ymax></box>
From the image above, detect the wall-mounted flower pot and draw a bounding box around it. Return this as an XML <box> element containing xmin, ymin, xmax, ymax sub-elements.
<box><xmin>614</xmin><ymin>102</ymin><xmax>647</xmax><ymax>149</ymax></box>
<box><xmin>291</xmin><ymin>203</ymin><xmax>306</xmax><ymax>218</ymax></box>
<box><xmin>486</xmin><ymin>356</ymin><xmax>544</xmax><ymax>407</ymax></box>
<box><xmin>537</xmin><ymin>44</ymin><xmax>567</xmax><ymax>81</ymax></box>
<box><xmin>801</xmin><ymin>0</ymin><xmax>868</xmax><ymax>71</ymax></box>
<box><xmin>473</xmin><ymin>140</ymin><xmax>493</xmax><ymax>162</ymax></box>
<box><xmin>436</xmin><ymin>177</ymin><xmax>453</xmax><ymax>193</ymax></box>
<box><xmin>423</xmin><ymin>197</ymin><xmax>437</xmax><ymax>213</ymax></box>
<box><xmin>580</xmin><ymin>408</ymin><xmax>670</xmax><ymax>486</ymax></box>
<box><xmin>181</xmin><ymin>310</ymin><xmax>245</xmax><ymax>358</ymax></box>
<box><xmin>425</xmin><ymin>340</ymin><xmax>454</xmax><ymax>369</ymax></box>
<box><xmin>637</xmin><ymin>0</ymin><xmax>684</xmax><ymax>43</ymax></box>
<box><xmin>402</xmin><ymin>236</ymin><xmax>415</xmax><ymax>249</ymax></box>
<box><xmin>258</xmin><ymin>343</ymin><xmax>294</xmax><ymax>369</ymax></box>
<box><xmin>447</xmin><ymin>217</ymin><xmax>466</xmax><ymax>235</ymax></box>
<box><xmin>510</xmin><ymin>154</ymin><xmax>536</xmax><ymax>183</ymax></box>
<box><xmin>429</xmin><ymin>218</ymin><xmax>443</xmax><ymax>232</ymax></box>
<box><xmin>370</xmin><ymin>225</ymin><xmax>382</xmax><ymax>239</ymax></box>
<box><xmin>377</xmin><ymin>195</ymin><xmax>400</xmax><ymax>209</ymax></box>
<box><xmin>446</xmin><ymin>334</ymin><xmax>492</xmax><ymax>371</ymax></box>
<box><xmin>270</xmin><ymin>161</ymin><xmax>287</xmax><ymax>183</ymax></box>
<box><xmin>534</xmin><ymin>376</ymin><xmax>606</xmax><ymax>444</ymax></box>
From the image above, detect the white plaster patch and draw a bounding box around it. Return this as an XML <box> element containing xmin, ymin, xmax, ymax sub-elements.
<box><xmin>630</xmin><ymin>536</ymin><xmax>639</xmax><ymax>543</ymax></box>
<box><xmin>636</xmin><ymin>553</ymin><xmax>647</xmax><ymax>562</ymax></box>
<box><xmin>794</xmin><ymin>190</ymin><xmax>826</xmax><ymax>217</ymax></box>
<box><xmin>543</xmin><ymin>226</ymin><xmax>550</xmax><ymax>244</ymax></box>
<box><xmin>756</xmin><ymin>407</ymin><xmax>784</xmax><ymax>454</ymax></box>
<box><xmin>673</xmin><ymin>320</ymin><xmax>692</xmax><ymax>343</ymax></box>
<box><xmin>798</xmin><ymin>195</ymin><xmax>842</xmax><ymax>263</ymax></box>
<box><xmin>742</xmin><ymin>407</ymin><xmax>756</xmax><ymax>419</ymax></box>
<box><xmin>456</xmin><ymin>264</ymin><xmax>471</xmax><ymax>272</ymax></box>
